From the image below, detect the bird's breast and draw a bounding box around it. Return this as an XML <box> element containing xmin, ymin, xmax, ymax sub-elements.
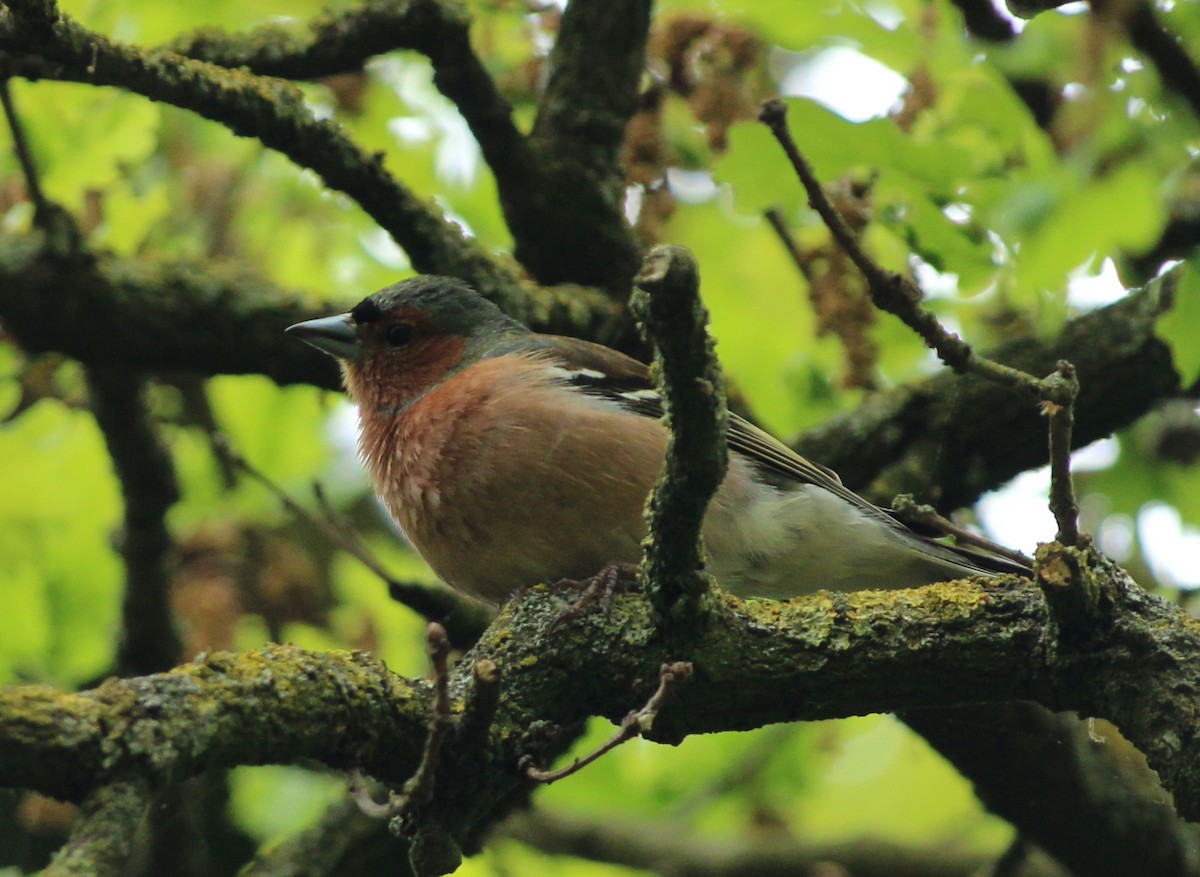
<box><xmin>356</xmin><ymin>355</ymin><xmax>665</xmax><ymax>602</ymax></box>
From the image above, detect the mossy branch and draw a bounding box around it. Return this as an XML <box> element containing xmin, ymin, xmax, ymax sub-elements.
<box><xmin>631</xmin><ymin>246</ymin><xmax>728</xmax><ymax>618</ymax></box>
<box><xmin>7</xmin><ymin>565</ymin><xmax>1200</xmax><ymax>851</ymax></box>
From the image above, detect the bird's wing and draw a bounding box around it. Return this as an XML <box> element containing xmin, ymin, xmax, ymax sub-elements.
<box><xmin>531</xmin><ymin>334</ymin><xmax>1030</xmax><ymax>577</ymax></box>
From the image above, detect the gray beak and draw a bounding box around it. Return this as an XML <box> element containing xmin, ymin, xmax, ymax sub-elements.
<box><xmin>286</xmin><ymin>314</ymin><xmax>362</xmax><ymax>361</ymax></box>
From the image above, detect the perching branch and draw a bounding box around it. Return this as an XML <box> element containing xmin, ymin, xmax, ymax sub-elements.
<box><xmin>9</xmin><ymin>569</ymin><xmax>1200</xmax><ymax>859</ymax></box>
<box><xmin>630</xmin><ymin>246</ymin><xmax>728</xmax><ymax>617</ymax></box>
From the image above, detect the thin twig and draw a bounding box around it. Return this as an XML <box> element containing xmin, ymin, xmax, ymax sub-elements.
<box><xmin>758</xmin><ymin>99</ymin><xmax>1039</xmax><ymax>396</ymax></box>
<box><xmin>346</xmin><ymin>769</ymin><xmax>393</xmax><ymax>819</ymax></box>
<box><xmin>394</xmin><ymin>623</ymin><xmax>455</xmax><ymax>811</ymax></box>
<box><xmin>524</xmin><ymin>661</ymin><xmax>694</xmax><ymax>784</ymax></box>
<box><xmin>0</xmin><ymin>77</ymin><xmax>49</xmax><ymax>219</ymax></box>
<box><xmin>759</xmin><ymin>98</ymin><xmax>1085</xmax><ymax>552</ymax></box>
<box><xmin>891</xmin><ymin>495</ymin><xmax>1034</xmax><ymax>568</ymax></box>
<box><xmin>764</xmin><ymin>205</ymin><xmax>812</xmax><ymax>280</ymax></box>
<box><xmin>1043</xmin><ymin>360</ymin><xmax>1081</xmax><ymax>546</ymax></box>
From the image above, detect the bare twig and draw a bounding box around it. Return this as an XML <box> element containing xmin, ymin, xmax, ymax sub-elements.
<box><xmin>348</xmin><ymin>623</ymin><xmax>457</xmax><ymax>825</ymax></box>
<box><xmin>758</xmin><ymin>99</ymin><xmax>1038</xmax><ymax>396</ymax></box>
<box><xmin>891</xmin><ymin>495</ymin><xmax>1035</xmax><ymax>568</ymax></box>
<box><xmin>760</xmin><ymin>97</ymin><xmax>1085</xmax><ymax>555</ymax></box>
<box><xmin>1043</xmin><ymin>361</ymin><xmax>1081</xmax><ymax>546</ymax></box>
<box><xmin>347</xmin><ymin>769</ymin><xmax>393</xmax><ymax>819</ymax></box>
<box><xmin>764</xmin><ymin>205</ymin><xmax>810</xmax><ymax>279</ymax></box>
<box><xmin>394</xmin><ymin>622</ymin><xmax>455</xmax><ymax>812</ymax></box>
<box><xmin>0</xmin><ymin>77</ymin><xmax>49</xmax><ymax>219</ymax></box>
<box><xmin>524</xmin><ymin>661</ymin><xmax>694</xmax><ymax>784</ymax></box>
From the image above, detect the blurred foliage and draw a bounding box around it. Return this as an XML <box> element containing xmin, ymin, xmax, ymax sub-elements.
<box><xmin>2</xmin><ymin>0</ymin><xmax>1200</xmax><ymax>874</ymax></box>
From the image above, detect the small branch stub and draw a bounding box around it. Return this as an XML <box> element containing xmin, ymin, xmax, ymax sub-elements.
<box><xmin>1042</xmin><ymin>360</ymin><xmax>1081</xmax><ymax>546</ymax></box>
<box><xmin>1034</xmin><ymin>541</ymin><xmax>1105</xmax><ymax>644</ymax></box>
<box><xmin>631</xmin><ymin>245</ymin><xmax>728</xmax><ymax>620</ymax></box>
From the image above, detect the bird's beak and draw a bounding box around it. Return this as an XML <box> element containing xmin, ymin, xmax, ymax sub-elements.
<box><xmin>286</xmin><ymin>314</ymin><xmax>363</xmax><ymax>361</ymax></box>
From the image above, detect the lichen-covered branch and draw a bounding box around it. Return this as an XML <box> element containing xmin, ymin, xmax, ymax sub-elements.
<box><xmin>631</xmin><ymin>246</ymin><xmax>727</xmax><ymax>616</ymax></box>
<box><xmin>8</xmin><ymin>561</ymin><xmax>1200</xmax><ymax>845</ymax></box>
<box><xmin>167</xmin><ymin>0</ymin><xmax>469</xmax><ymax>80</ymax></box>
<box><xmin>0</xmin><ymin>2</ymin><xmax>522</xmax><ymax>302</ymax></box>
<box><xmin>0</xmin><ymin>231</ymin><xmax>629</xmax><ymax>387</ymax></box>
<box><xmin>41</xmin><ymin>779</ymin><xmax>151</xmax><ymax>877</ymax></box>
<box><xmin>0</xmin><ymin>645</ymin><xmax>430</xmax><ymax>801</ymax></box>
<box><xmin>167</xmin><ymin>0</ymin><xmax>532</xmax><ymax>225</ymax></box>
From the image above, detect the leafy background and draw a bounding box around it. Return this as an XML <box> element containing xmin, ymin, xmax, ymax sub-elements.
<box><xmin>1</xmin><ymin>0</ymin><xmax>1199</xmax><ymax>873</ymax></box>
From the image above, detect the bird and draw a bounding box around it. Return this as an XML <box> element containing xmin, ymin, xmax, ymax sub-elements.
<box><xmin>287</xmin><ymin>275</ymin><xmax>1030</xmax><ymax>604</ymax></box>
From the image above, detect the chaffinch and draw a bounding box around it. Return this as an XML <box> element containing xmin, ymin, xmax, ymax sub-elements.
<box><xmin>287</xmin><ymin>275</ymin><xmax>1028</xmax><ymax>603</ymax></box>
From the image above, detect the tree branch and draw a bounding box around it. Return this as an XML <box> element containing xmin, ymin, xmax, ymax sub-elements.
<box><xmin>0</xmin><ymin>232</ymin><xmax>630</xmax><ymax>388</ymax></box>
<box><xmin>167</xmin><ymin>0</ymin><xmax>468</xmax><ymax>80</ymax></box>
<box><xmin>0</xmin><ymin>2</ymin><xmax>522</xmax><ymax>302</ymax></box>
<box><xmin>0</xmin><ymin>645</ymin><xmax>430</xmax><ymax>802</ymax></box>
<box><xmin>501</xmin><ymin>0</ymin><xmax>648</xmax><ymax>291</ymax></box>
<box><xmin>166</xmin><ymin>0</ymin><xmax>533</xmax><ymax>228</ymax></box>
<box><xmin>1100</xmin><ymin>0</ymin><xmax>1200</xmax><ymax>125</ymax></box>
<box><xmin>88</xmin><ymin>367</ymin><xmax>183</xmax><ymax>676</ymax></box>
<box><xmin>631</xmin><ymin>245</ymin><xmax>727</xmax><ymax>617</ymax></box>
<box><xmin>40</xmin><ymin>779</ymin><xmax>150</xmax><ymax>877</ymax></box>
<box><xmin>905</xmin><ymin>703</ymin><xmax>1200</xmax><ymax>877</ymax></box>
<box><xmin>8</xmin><ymin>563</ymin><xmax>1200</xmax><ymax>849</ymax></box>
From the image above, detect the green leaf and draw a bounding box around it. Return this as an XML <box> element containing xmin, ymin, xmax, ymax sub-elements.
<box><xmin>1157</xmin><ymin>263</ymin><xmax>1200</xmax><ymax>387</ymax></box>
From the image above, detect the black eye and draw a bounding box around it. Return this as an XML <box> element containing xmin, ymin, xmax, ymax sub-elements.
<box><xmin>386</xmin><ymin>323</ymin><xmax>414</xmax><ymax>347</ymax></box>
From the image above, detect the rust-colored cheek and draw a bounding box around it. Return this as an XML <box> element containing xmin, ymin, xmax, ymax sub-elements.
<box><xmin>342</xmin><ymin>336</ymin><xmax>467</xmax><ymax>413</ymax></box>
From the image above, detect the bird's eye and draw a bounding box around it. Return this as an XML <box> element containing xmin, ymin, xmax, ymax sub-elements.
<box><xmin>386</xmin><ymin>323</ymin><xmax>414</xmax><ymax>348</ymax></box>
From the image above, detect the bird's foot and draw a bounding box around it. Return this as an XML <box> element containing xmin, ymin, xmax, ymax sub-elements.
<box><xmin>549</xmin><ymin>561</ymin><xmax>641</xmax><ymax>628</ymax></box>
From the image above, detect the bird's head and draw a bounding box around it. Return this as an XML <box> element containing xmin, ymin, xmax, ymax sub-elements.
<box><xmin>287</xmin><ymin>275</ymin><xmax>526</xmax><ymax>413</ymax></box>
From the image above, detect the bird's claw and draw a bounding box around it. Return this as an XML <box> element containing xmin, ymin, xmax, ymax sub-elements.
<box><xmin>548</xmin><ymin>561</ymin><xmax>640</xmax><ymax>629</ymax></box>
